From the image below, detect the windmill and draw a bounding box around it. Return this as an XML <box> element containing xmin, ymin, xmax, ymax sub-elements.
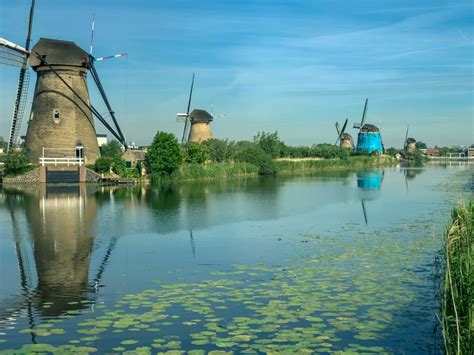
<box><xmin>353</xmin><ymin>99</ymin><xmax>384</xmax><ymax>155</ymax></box>
<box><xmin>403</xmin><ymin>124</ymin><xmax>417</xmax><ymax>154</ymax></box>
<box><xmin>334</xmin><ymin>118</ymin><xmax>354</xmax><ymax>150</ymax></box>
<box><xmin>0</xmin><ymin>3</ymin><xmax>128</xmax><ymax>164</ymax></box>
<box><xmin>176</xmin><ymin>74</ymin><xmax>215</xmax><ymax>144</ymax></box>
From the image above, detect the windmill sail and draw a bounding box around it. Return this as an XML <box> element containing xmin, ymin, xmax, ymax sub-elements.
<box><xmin>181</xmin><ymin>73</ymin><xmax>195</xmax><ymax>144</ymax></box>
<box><xmin>7</xmin><ymin>0</ymin><xmax>36</xmax><ymax>151</ymax></box>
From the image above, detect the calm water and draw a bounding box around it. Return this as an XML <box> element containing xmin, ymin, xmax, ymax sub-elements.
<box><xmin>0</xmin><ymin>164</ymin><xmax>472</xmax><ymax>354</ymax></box>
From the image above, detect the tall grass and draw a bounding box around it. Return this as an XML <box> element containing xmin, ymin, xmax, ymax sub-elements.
<box><xmin>275</xmin><ymin>156</ymin><xmax>394</xmax><ymax>175</ymax></box>
<box><xmin>175</xmin><ymin>162</ymin><xmax>259</xmax><ymax>181</ymax></box>
<box><xmin>441</xmin><ymin>201</ymin><xmax>473</xmax><ymax>354</ymax></box>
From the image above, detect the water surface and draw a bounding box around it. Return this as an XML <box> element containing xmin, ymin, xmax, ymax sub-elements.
<box><xmin>0</xmin><ymin>164</ymin><xmax>472</xmax><ymax>353</ymax></box>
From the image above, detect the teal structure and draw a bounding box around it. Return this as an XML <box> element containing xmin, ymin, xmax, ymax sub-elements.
<box><xmin>356</xmin><ymin>132</ymin><xmax>383</xmax><ymax>155</ymax></box>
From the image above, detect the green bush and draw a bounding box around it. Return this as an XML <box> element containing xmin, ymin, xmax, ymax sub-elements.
<box><xmin>234</xmin><ymin>144</ymin><xmax>276</xmax><ymax>175</ymax></box>
<box><xmin>100</xmin><ymin>140</ymin><xmax>124</xmax><ymax>159</ymax></box>
<box><xmin>202</xmin><ymin>139</ymin><xmax>235</xmax><ymax>162</ymax></box>
<box><xmin>254</xmin><ymin>131</ymin><xmax>284</xmax><ymax>158</ymax></box>
<box><xmin>146</xmin><ymin>131</ymin><xmax>182</xmax><ymax>177</ymax></box>
<box><xmin>4</xmin><ymin>151</ymin><xmax>31</xmax><ymax>176</ymax></box>
<box><xmin>183</xmin><ymin>142</ymin><xmax>209</xmax><ymax>164</ymax></box>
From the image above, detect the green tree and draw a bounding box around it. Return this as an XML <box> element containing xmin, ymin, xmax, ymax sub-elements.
<box><xmin>100</xmin><ymin>140</ymin><xmax>123</xmax><ymax>159</ymax></box>
<box><xmin>415</xmin><ymin>141</ymin><xmax>427</xmax><ymax>149</ymax></box>
<box><xmin>385</xmin><ymin>147</ymin><xmax>399</xmax><ymax>156</ymax></box>
<box><xmin>202</xmin><ymin>139</ymin><xmax>235</xmax><ymax>162</ymax></box>
<box><xmin>4</xmin><ymin>151</ymin><xmax>31</xmax><ymax>176</ymax></box>
<box><xmin>145</xmin><ymin>131</ymin><xmax>182</xmax><ymax>176</ymax></box>
<box><xmin>234</xmin><ymin>143</ymin><xmax>275</xmax><ymax>175</ymax></box>
<box><xmin>254</xmin><ymin>131</ymin><xmax>284</xmax><ymax>158</ymax></box>
<box><xmin>183</xmin><ymin>142</ymin><xmax>209</xmax><ymax>164</ymax></box>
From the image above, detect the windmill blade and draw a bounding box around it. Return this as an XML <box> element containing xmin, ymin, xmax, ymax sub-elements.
<box><xmin>361</xmin><ymin>200</ymin><xmax>368</xmax><ymax>225</ymax></box>
<box><xmin>340</xmin><ymin>118</ymin><xmax>348</xmax><ymax>134</ymax></box>
<box><xmin>404</xmin><ymin>124</ymin><xmax>409</xmax><ymax>150</ymax></box>
<box><xmin>89</xmin><ymin>13</ymin><xmax>95</xmax><ymax>55</ymax></box>
<box><xmin>360</xmin><ymin>98</ymin><xmax>368</xmax><ymax>130</ymax></box>
<box><xmin>8</xmin><ymin>67</ymin><xmax>31</xmax><ymax>150</ymax></box>
<box><xmin>334</xmin><ymin>118</ymin><xmax>348</xmax><ymax>145</ymax></box>
<box><xmin>89</xmin><ymin>62</ymin><xmax>128</xmax><ymax>148</ymax></box>
<box><xmin>0</xmin><ymin>39</ymin><xmax>27</xmax><ymax>67</ymax></box>
<box><xmin>335</xmin><ymin>122</ymin><xmax>341</xmax><ymax>135</ymax></box>
<box><xmin>181</xmin><ymin>73</ymin><xmax>195</xmax><ymax>144</ymax></box>
<box><xmin>95</xmin><ymin>53</ymin><xmax>128</xmax><ymax>62</ymax></box>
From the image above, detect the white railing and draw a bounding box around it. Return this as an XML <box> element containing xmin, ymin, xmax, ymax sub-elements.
<box><xmin>39</xmin><ymin>157</ymin><xmax>84</xmax><ymax>166</ymax></box>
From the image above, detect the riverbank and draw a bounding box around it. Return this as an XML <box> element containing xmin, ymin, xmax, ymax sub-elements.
<box><xmin>165</xmin><ymin>156</ymin><xmax>395</xmax><ymax>183</ymax></box>
<box><xmin>441</xmin><ymin>201</ymin><xmax>473</xmax><ymax>354</ymax></box>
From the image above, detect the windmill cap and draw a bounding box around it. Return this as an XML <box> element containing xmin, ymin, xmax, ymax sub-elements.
<box><xmin>360</xmin><ymin>124</ymin><xmax>380</xmax><ymax>133</ymax></box>
<box><xmin>189</xmin><ymin>109</ymin><xmax>213</xmax><ymax>122</ymax></box>
<box><xmin>29</xmin><ymin>38</ymin><xmax>89</xmax><ymax>69</ymax></box>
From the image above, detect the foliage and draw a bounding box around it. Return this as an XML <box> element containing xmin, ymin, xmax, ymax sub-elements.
<box><xmin>279</xmin><ymin>144</ymin><xmax>350</xmax><ymax>160</ymax></box>
<box><xmin>202</xmin><ymin>139</ymin><xmax>235</xmax><ymax>163</ymax></box>
<box><xmin>4</xmin><ymin>151</ymin><xmax>31</xmax><ymax>176</ymax></box>
<box><xmin>146</xmin><ymin>131</ymin><xmax>182</xmax><ymax>177</ymax></box>
<box><xmin>100</xmin><ymin>140</ymin><xmax>124</xmax><ymax>159</ymax></box>
<box><xmin>441</xmin><ymin>201</ymin><xmax>473</xmax><ymax>355</ymax></box>
<box><xmin>385</xmin><ymin>147</ymin><xmax>399</xmax><ymax>156</ymax></box>
<box><xmin>176</xmin><ymin>162</ymin><xmax>258</xmax><ymax>181</ymax></box>
<box><xmin>254</xmin><ymin>131</ymin><xmax>284</xmax><ymax>158</ymax></box>
<box><xmin>234</xmin><ymin>143</ymin><xmax>276</xmax><ymax>175</ymax></box>
<box><xmin>0</xmin><ymin>136</ymin><xmax>6</xmax><ymax>149</ymax></box>
<box><xmin>183</xmin><ymin>142</ymin><xmax>209</xmax><ymax>164</ymax></box>
<box><xmin>415</xmin><ymin>141</ymin><xmax>427</xmax><ymax>149</ymax></box>
<box><xmin>275</xmin><ymin>156</ymin><xmax>390</xmax><ymax>174</ymax></box>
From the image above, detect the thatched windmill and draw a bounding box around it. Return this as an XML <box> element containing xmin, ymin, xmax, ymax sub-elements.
<box><xmin>177</xmin><ymin>74</ymin><xmax>215</xmax><ymax>144</ymax></box>
<box><xmin>403</xmin><ymin>125</ymin><xmax>417</xmax><ymax>154</ymax></box>
<box><xmin>334</xmin><ymin>118</ymin><xmax>354</xmax><ymax>150</ymax></box>
<box><xmin>0</xmin><ymin>1</ymin><xmax>127</xmax><ymax>164</ymax></box>
<box><xmin>353</xmin><ymin>99</ymin><xmax>384</xmax><ymax>155</ymax></box>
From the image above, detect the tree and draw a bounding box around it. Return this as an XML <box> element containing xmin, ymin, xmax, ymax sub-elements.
<box><xmin>254</xmin><ymin>131</ymin><xmax>284</xmax><ymax>158</ymax></box>
<box><xmin>100</xmin><ymin>140</ymin><xmax>123</xmax><ymax>159</ymax></box>
<box><xmin>145</xmin><ymin>131</ymin><xmax>182</xmax><ymax>176</ymax></box>
<box><xmin>415</xmin><ymin>141</ymin><xmax>427</xmax><ymax>149</ymax></box>
<box><xmin>202</xmin><ymin>139</ymin><xmax>235</xmax><ymax>162</ymax></box>
<box><xmin>0</xmin><ymin>136</ymin><xmax>5</xmax><ymax>149</ymax></box>
<box><xmin>234</xmin><ymin>143</ymin><xmax>275</xmax><ymax>175</ymax></box>
<box><xmin>385</xmin><ymin>147</ymin><xmax>399</xmax><ymax>156</ymax></box>
<box><xmin>4</xmin><ymin>151</ymin><xmax>31</xmax><ymax>176</ymax></box>
<box><xmin>183</xmin><ymin>142</ymin><xmax>209</xmax><ymax>164</ymax></box>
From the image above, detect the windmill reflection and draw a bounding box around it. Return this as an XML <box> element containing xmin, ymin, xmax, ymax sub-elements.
<box><xmin>0</xmin><ymin>184</ymin><xmax>116</xmax><ymax>334</ymax></box>
<box><xmin>357</xmin><ymin>171</ymin><xmax>384</xmax><ymax>225</ymax></box>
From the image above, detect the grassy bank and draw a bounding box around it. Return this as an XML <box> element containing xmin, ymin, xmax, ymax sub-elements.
<box><xmin>441</xmin><ymin>201</ymin><xmax>473</xmax><ymax>354</ymax></box>
<box><xmin>173</xmin><ymin>162</ymin><xmax>258</xmax><ymax>182</ymax></box>
<box><xmin>275</xmin><ymin>156</ymin><xmax>395</xmax><ymax>175</ymax></box>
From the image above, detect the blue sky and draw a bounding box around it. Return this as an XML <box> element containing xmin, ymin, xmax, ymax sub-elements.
<box><xmin>0</xmin><ymin>0</ymin><xmax>472</xmax><ymax>147</ymax></box>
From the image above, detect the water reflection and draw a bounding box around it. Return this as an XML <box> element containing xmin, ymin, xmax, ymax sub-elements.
<box><xmin>1</xmin><ymin>185</ymin><xmax>98</xmax><ymax>326</ymax></box>
<box><xmin>357</xmin><ymin>170</ymin><xmax>384</xmax><ymax>225</ymax></box>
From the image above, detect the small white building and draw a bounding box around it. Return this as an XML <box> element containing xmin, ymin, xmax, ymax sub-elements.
<box><xmin>96</xmin><ymin>134</ymin><xmax>108</xmax><ymax>147</ymax></box>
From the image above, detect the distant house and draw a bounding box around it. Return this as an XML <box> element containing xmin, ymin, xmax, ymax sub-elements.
<box><xmin>122</xmin><ymin>149</ymin><xmax>146</xmax><ymax>172</ymax></box>
<box><xmin>96</xmin><ymin>134</ymin><xmax>107</xmax><ymax>147</ymax></box>
<box><xmin>425</xmin><ymin>148</ymin><xmax>440</xmax><ymax>157</ymax></box>
<box><xmin>467</xmin><ymin>148</ymin><xmax>474</xmax><ymax>158</ymax></box>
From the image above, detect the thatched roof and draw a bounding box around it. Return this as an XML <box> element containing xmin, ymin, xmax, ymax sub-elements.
<box><xmin>360</xmin><ymin>124</ymin><xmax>380</xmax><ymax>133</ymax></box>
<box><xmin>29</xmin><ymin>38</ymin><xmax>88</xmax><ymax>68</ymax></box>
<box><xmin>406</xmin><ymin>138</ymin><xmax>416</xmax><ymax>144</ymax></box>
<box><xmin>189</xmin><ymin>109</ymin><xmax>213</xmax><ymax>123</ymax></box>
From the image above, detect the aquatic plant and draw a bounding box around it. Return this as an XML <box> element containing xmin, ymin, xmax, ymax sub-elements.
<box><xmin>441</xmin><ymin>201</ymin><xmax>473</xmax><ymax>354</ymax></box>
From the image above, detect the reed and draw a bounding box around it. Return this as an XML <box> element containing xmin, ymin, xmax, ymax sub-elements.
<box><xmin>175</xmin><ymin>162</ymin><xmax>259</xmax><ymax>181</ymax></box>
<box><xmin>441</xmin><ymin>201</ymin><xmax>473</xmax><ymax>354</ymax></box>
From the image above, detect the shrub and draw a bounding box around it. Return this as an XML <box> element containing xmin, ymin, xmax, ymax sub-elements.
<box><xmin>202</xmin><ymin>139</ymin><xmax>235</xmax><ymax>162</ymax></box>
<box><xmin>183</xmin><ymin>142</ymin><xmax>209</xmax><ymax>164</ymax></box>
<box><xmin>254</xmin><ymin>131</ymin><xmax>284</xmax><ymax>158</ymax></box>
<box><xmin>4</xmin><ymin>151</ymin><xmax>31</xmax><ymax>176</ymax></box>
<box><xmin>100</xmin><ymin>140</ymin><xmax>123</xmax><ymax>159</ymax></box>
<box><xmin>146</xmin><ymin>131</ymin><xmax>182</xmax><ymax>176</ymax></box>
<box><xmin>234</xmin><ymin>143</ymin><xmax>275</xmax><ymax>175</ymax></box>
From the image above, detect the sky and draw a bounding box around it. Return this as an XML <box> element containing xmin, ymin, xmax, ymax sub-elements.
<box><xmin>0</xmin><ymin>0</ymin><xmax>472</xmax><ymax>148</ymax></box>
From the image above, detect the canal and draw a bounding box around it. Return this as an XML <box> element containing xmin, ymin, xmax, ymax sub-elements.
<box><xmin>0</xmin><ymin>164</ymin><xmax>472</xmax><ymax>353</ymax></box>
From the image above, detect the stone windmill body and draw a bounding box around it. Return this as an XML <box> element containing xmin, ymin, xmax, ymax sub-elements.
<box><xmin>334</xmin><ymin>118</ymin><xmax>354</xmax><ymax>150</ymax></box>
<box><xmin>403</xmin><ymin>125</ymin><xmax>416</xmax><ymax>154</ymax></box>
<box><xmin>0</xmin><ymin>2</ymin><xmax>127</xmax><ymax>169</ymax></box>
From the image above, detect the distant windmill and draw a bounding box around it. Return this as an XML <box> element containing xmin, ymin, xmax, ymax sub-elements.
<box><xmin>403</xmin><ymin>124</ymin><xmax>417</xmax><ymax>154</ymax></box>
<box><xmin>353</xmin><ymin>99</ymin><xmax>384</xmax><ymax>155</ymax></box>
<box><xmin>334</xmin><ymin>118</ymin><xmax>354</xmax><ymax>150</ymax></box>
<box><xmin>177</xmin><ymin>74</ymin><xmax>218</xmax><ymax>144</ymax></box>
